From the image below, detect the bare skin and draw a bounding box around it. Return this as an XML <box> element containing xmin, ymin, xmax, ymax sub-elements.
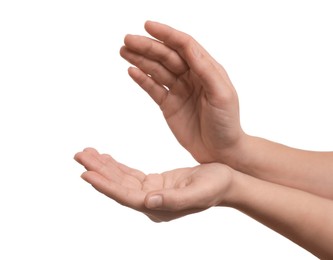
<box><xmin>75</xmin><ymin>21</ymin><xmax>333</xmax><ymax>259</ymax></box>
<box><xmin>74</xmin><ymin>148</ymin><xmax>233</xmax><ymax>222</ymax></box>
<box><xmin>120</xmin><ymin>21</ymin><xmax>333</xmax><ymax>199</ymax></box>
<box><xmin>75</xmin><ymin>148</ymin><xmax>333</xmax><ymax>259</ymax></box>
<box><xmin>120</xmin><ymin>21</ymin><xmax>242</xmax><ymax>164</ymax></box>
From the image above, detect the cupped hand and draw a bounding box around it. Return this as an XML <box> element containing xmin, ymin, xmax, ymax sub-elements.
<box><xmin>74</xmin><ymin>148</ymin><xmax>233</xmax><ymax>222</ymax></box>
<box><xmin>120</xmin><ymin>21</ymin><xmax>245</xmax><ymax>163</ymax></box>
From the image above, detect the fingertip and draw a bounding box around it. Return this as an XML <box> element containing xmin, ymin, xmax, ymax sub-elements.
<box><xmin>127</xmin><ymin>66</ymin><xmax>138</xmax><ymax>75</ymax></box>
<box><xmin>144</xmin><ymin>20</ymin><xmax>153</xmax><ymax>29</ymax></box>
<box><xmin>74</xmin><ymin>147</ymin><xmax>97</xmax><ymax>160</ymax></box>
<box><xmin>73</xmin><ymin>151</ymin><xmax>80</xmax><ymax>161</ymax></box>
<box><xmin>127</xmin><ymin>66</ymin><xmax>135</xmax><ymax>73</ymax></box>
<box><xmin>74</xmin><ymin>149</ymin><xmax>86</xmax><ymax>162</ymax></box>
<box><xmin>127</xmin><ymin>66</ymin><xmax>134</xmax><ymax>78</ymax></box>
<box><xmin>80</xmin><ymin>171</ymin><xmax>91</xmax><ymax>182</ymax></box>
<box><xmin>147</xmin><ymin>215</ymin><xmax>162</xmax><ymax>223</ymax></box>
<box><xmin>83</xmin><ymin>147</ymin><xmax>99</xmax><ymax>155</ymax></box>
<box><xmin>144</xmin><ymin>20</ymin><xmax>164</xmax><ymax>33</ymax></box>
<box><xmin>80</xmin><ymin>171</ymin><xmax>101</xmax><ymax>184</ymax></box>
<box><xmin>119</xmin><ymin>45</ymin><xmax>126</xmax><ymax>56</ymax></box>
<box><xmin>127</xmin><ymin>67</ymin><xmax>145</xmax><ymax>82</ymax></box>
<box><xmin>80</xmin><ymin>171</ymin><xmax>87</xmax><ymax>179</ymax></box>
<box><xmin>123</xmin><ymin>34</ymin><xmax>133</xmax><ymax>45</ymax></box>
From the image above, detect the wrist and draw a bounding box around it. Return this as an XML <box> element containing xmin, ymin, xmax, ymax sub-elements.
<box><xmin>217</xmin><ymin>133</ymin><xmax>254</xmax><ymax>171</ymax></box>
<box><xmin>217</xmin><ymin>167</ymin><xmax>244</xmax><ymax>207</ymax></box>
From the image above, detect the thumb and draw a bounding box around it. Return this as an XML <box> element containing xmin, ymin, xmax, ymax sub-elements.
<box><xmin>145</xmin><ymin>194</ymin><xmax>164</xmax><ymax>209</ymax></box>
<box><xmin>145</xmin><ymin>188</ymin><xmax>202</xmax><ymax>211</ymax></box>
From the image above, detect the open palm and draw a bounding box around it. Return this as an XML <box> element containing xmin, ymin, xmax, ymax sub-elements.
<box><xmin>120</xmin><ymin>21</ymin><xmax>244</xmax><ymax>163</ymax></box>
<box><xmin>75</xmin><ymin>148</ymin><xmax>232</xmax><ymax>222</ymax></box>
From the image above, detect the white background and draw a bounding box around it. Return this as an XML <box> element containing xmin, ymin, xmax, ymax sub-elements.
<box><xmin>1</xmin><ymin>0</ymin><xmax>332</xmax><ymax>259</ymax></box>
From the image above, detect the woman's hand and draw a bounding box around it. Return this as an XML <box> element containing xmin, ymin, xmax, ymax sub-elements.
<box><xmin>74</xmin><ymin>148</ymin><xmax>233</xmax><ymax>222</ymax></box>
<box><xmin>120</xmin><ymin>21</ymin><xmax>245</xmax><ymax>163</ymax></box>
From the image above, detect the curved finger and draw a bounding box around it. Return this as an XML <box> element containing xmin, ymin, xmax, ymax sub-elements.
<box><xmin>75</xmin><ymin>150</ymin><xmax>123</xmax><ymax>183</ymax></box>
<box><xmin>144</xmin><ymin>21</ymin><xmax>230</xmax><ymax>99</ymax></box>
<box><xmin>145</xmin><ymin>214</ymin><xmax>162</xmax><ymax>223</ymax></box>
<box><xmin>128</xmin><ymin>66</ymin><xmax>168</xmax><ymax>106</ymax></box>
<box><xmin>144</xmin><ymin>21</ymin><xmax>212</xmax><ymax>64</ymax></box>
<box><xmin>145</xmin><ymin>184</ymin><xmax>210</xmax><ymax>212</ymax></box>
<box><xmin>120</xmin><ymin>46</ymin><xmax>178</xmax><ymax>88</ymax></box>
<box><xmin>74</xmin><ymin>147</ymin><xmax>100</xmax><ymax>162</ymax></box>
<box><xmin>144</xmin><ymin>207</ymin><xmax>203</xmax><ymax>222</ymax></box>
<box><xmin>98</xmin><ymin>153</ymin><xmax>120</xmax><ymax>166</ymax></box>
<box><xmin>75</xmin><ymin>149</ymin><xmax>104</xmax><ymax>172</ymax></box>
<box><xmin>81</xmin><ymin>171</ymin><xmax>146</xmax><ymax>210</ymax></box>
<box><xmin>82</xmin><ymin>147</ymin><xmax>99</xmax><ymax>155</ymax></box>
<box><xmin>100</xmin><ymin>153</ymin><xmax>146</xmax><ymax>182</ymax></box>
<box><xmin>123</xmin><ymin>34</ymin><xmax>188</xmax><ymax>75</ymax></box>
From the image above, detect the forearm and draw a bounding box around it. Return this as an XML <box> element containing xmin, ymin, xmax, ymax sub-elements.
<box><xmin>224</xmin><ymin>170</ymin><xmax>333</xmax><ymax>259</ymax></box>
<box><xmin>226</xmin><ymin>134</ymin><xmax>333</xmax><ymax>199</ymax></box>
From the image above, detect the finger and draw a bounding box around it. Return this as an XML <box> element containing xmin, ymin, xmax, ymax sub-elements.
<box><xmin>144</xmin><ymin>207</ymin><xmax>203</xmax><ymax>222</ymax></box>
<box><xmin>82</xmin><ymin>147</ymin><xmax>99</xmax><ymax>155</ymax></box>
<box><xmin>144</xmin><ymin>21</ymin><xmax>213</xmax><ymax>66</ymax></box>
<box><xmin>128</xmin><ymin>66</ymin><xmax>168</xmax><ymax>106</ymax></box>
<box><xmin>75</xmin><ymin>150</ymin><xmax>123</xmax><ymax>184</ymax></box>
<box><xmin>74</xmin><ymin>147</ymin><xmax>98</xmax><ymax>163</ymax></box>
<box><xmin>81</xmin><ymin>171</ymin><xmax>145</xmax><ymax>210</ymax></box>
<box><xmin>123</xmin><ymin>34</ymin><xmax>188</xmax><ymax>75</ymax></box>
<box><xmin>144</xmin><ymin>213</ymin><xmax>162</xmax><ymax>223</ymax></box>
<box><xmin>120</xmin><ymin>46</ymin><xmax>178</xmax><ymax>88</ymax></box>
<box><xmin>98</xmin><ymin>153</ymin><xmax>119</xmax><ymax>165</ymax></box>
<box><xmin>100</xmin><ymin>153</ymin><xmax>146</xmax><ymax>182</ymax></box>
<box><xmin>145</xmin><ymin>184</ymin><xmax>210</xmax><ymax>212</ymax></box>
<box><xmin>144</xmin><ymin>21</ymin><xmax>230</xmax><ymax>99</ymax></box>
<box><xmin>74</xmin><ymin>150</ymin><xmax>103</xmax><ymax>172</ymax></box>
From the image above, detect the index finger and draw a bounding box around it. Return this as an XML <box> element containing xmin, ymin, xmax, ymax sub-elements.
<box><xmin>144</xmin><ymin>21</ymin><xmax>229</xmax><ymax>97</ymax></box>
<box><xmin>122</xmin><ymin>34</ymin><xmax>189</xmax><ymax>75</ymax></box>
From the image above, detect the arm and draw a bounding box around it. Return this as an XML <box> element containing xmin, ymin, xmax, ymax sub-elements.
<box><xmin>120</xmin><ymin>21</ymin><xmax>333</xmax><ymax>199</ymax></box>
<box><xmin>231</xmin><ymin>136</ymin><xmax>333</xmax><ymax>200</ymax></box>
<box><xmin>75</xmin><ymin>148</ymin><xmax>333</xmax><ymax>259</ymax></box>
<box><xmin>226</xmin><ymin>169</ymin><xmax>333</xmax><ymax>260</ymax></box>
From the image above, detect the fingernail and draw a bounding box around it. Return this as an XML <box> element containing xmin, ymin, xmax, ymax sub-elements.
<box><xmin>147</xmin><ymin>195</ymin><xmax>163</xmax><ymax>209</ymax></box>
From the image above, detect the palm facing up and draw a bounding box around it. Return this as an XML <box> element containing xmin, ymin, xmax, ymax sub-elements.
<box><xmin>75</xmin><ymin>148</ymin><xmax>232</xmax><ymax>222</ymax></box>
<box><xmin>120</xmin><ymin>21</ymin><xmax>244</xmax><ymax>163</ymax></box>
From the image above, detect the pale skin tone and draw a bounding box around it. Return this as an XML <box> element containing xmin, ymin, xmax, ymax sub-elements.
<box><xmin>75</xmin><ymin>21</ymin><xmax>333</xmax><ymax>259</ymax></box>
<box><xmin>75</xmin><ymin>148</ymin><xmax>233</xmax><ymax>222</ymax></box>
<box><xmin>119</xmin><ymin>21</ymin><xmax>333</xmax><ymax>199</ymax></box>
